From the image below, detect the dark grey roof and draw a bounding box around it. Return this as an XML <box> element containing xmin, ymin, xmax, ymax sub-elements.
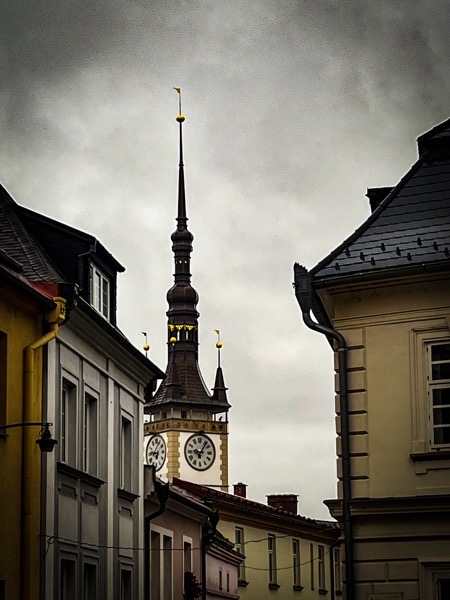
<box><xmin>0</xmin><ymin>185</ymin><xmax>63</xmax><ymax>283</ymax></box>
<box><xmin>311</xmin><ymin>118</ymin><xmax>450</xmax><ymax>283</ymax></box>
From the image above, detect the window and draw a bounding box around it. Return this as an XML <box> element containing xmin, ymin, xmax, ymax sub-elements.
<box><xmin>83</xmin><ymin>563</ymin><xmax>97</xmax><ymax>600</ymax></box>
<box><xmin>333</xmin><ymin>547</ymin><xmax>342</xmax><ymax>593</ymax></box>
<box><xmin>428</xmin><ymin>342</ymin><xmax>450</xmax><ymax>447</ymax></box>
<box><xmin>163</xmin><ymin>535</ymin><xmax>173</xmax><ymax>600</ymax></box>
<box><xmin>183</xmin><ymin>538</ymin><xmax>192</xmax><ymax>595</ymax></box>
<box><xmin>151</xmin><ymin>528</ymin><xmax>173</xmax><ymax>600</ymax></box>
<box><xmin>235</xmin><ymin>527</ymin><xmax>245</xmax><ymax>581</ymax></box>
<box><xmin>90</xmin><ymin>264</ymin><xmax>110</xmax><ymax>320</ymax></box>
<box><xmin>120</xmin><ymin>569</ymin><xmax>132</xmax><ymax>600</ymax></box>
<box><xmin>410</xmin><ymin>329</ymin><xmax>450</xmax><ymax>458</ymax></box>
<box><xmin>60</xmin><ymin>559</ymin><xmax>76</xmax><ymax>600</ymax></box>
<box><xmin>181</xmin><ymin>410</ymin><xmax>187</xmax><ymax>419</ymax></box>
<box><xmin>310</xmin><ymin>543</ymin><xmax>315</xmax><ymax>590</ymax></box>
<box><xmin>226</xmin><ymin>573</ymin><xmax>230</xmax><ymax>593</ymax></box>
<box><xmin>219</xmin><ymin>570</ymin><xmax>223</xmax><ymax>591</ymax></box>
<box><xmin>61</xmin><ymin>378</ymin><xmax>77</xmax><ymax>465</ymax></box>
<box><xmin>318</xmin><ymin>545</ymin><xmax>326</xmax><ymax>590</ymax></box>
<box><xmin>83</xmin><ymin>391</ymin><xmax>98</xmax><ymax>475</ymax></box>
<box><xmin>120</xmin><ymin>416</ymin><xmax>132</xmax><ymax>490</ymax></box>
<box><xmin>268</xmin><ymin>534</ymin><xmax>277</xmax><ymax>586</ymax></box>
<box><xmin>0</xmin><ymin>332</ymin><xmax>6</xmax><ymax>428</ymax></box>
<box><xmin>422</xmin><ymin>564</ymin><xmax>450</xmax><ymax>599</ymax></box>
<box><xmin>183</xmin><ymin>540</ymin><xmax>192</xmax><ymax>574</ymax></box>
<box><xmin>292</xmin><ymin>539</ymin><xmax>301</xmax><ymax>588</ymax></box>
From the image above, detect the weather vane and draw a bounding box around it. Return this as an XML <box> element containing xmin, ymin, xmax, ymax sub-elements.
<box><xmin>215</xmin><ymin>329</ymin><xmax>222</xmax><ymax>367</ymax></box>
<box><xmin>174</xmin><ymin>87</ymin><xmax>185</xmax><ymax>122</ymax></box>
<box><xmin>142</xmin><ymin>331</ymin><xmax>150</xmax><ymax>356</ymax></box>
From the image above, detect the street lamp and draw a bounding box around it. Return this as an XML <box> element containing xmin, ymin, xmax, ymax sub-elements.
<box><xmin>0</xmin><ymin>422</ymin><xmax>57</xmax><ymax>453</ymax></box>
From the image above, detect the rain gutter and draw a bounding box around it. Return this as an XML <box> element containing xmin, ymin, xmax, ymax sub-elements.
<box><xmin>22</xmin><ymin>296</ymin><xmax>67</xmax><ymax>600</ymax></box>
<box><xmin>293</xmin><ymin>264</ymin><xmax>355</xmax><ymax>600</ymax></box>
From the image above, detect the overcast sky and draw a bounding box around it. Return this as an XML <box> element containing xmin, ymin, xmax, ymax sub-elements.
<box><xmin>1</xmin><ymin>0</ymin><xmax>449</xmax><ymax>519</ymax></box>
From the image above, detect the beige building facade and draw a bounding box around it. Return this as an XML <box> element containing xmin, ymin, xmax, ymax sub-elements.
<box><xmin>175</xmin><ymin>479</ymin><xmax>341</xmax><ymax>599</ymax></box>
<box><xmin>295</xmin><ymin>118</ymin><xmax>450</xmax><ymax>599</ymax></box>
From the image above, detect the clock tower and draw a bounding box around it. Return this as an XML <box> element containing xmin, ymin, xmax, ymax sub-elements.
<box><xmin>144</xmin><ymin>101</ymin><xmax>230</xmax><ymax>490</ymax></box>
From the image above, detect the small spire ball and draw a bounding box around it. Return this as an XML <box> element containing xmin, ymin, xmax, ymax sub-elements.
<box><xmin>216</xmin><ymin>342</ymin><xmax>222</xmax><ymax>349</ymax></box>
<box><xmin>176</xmin><ymin>114</ymin><xmax>185</xmax><ymax>122</ymax></box>
<box><xmin>170</xmin><ymin>336</ymin><xmax>177</xmax><ymax>344</ymax></box>
<box><xmin>143</xmin><ymin>344</ymin><xmax>150</xmax><ymax>351</ymax></box>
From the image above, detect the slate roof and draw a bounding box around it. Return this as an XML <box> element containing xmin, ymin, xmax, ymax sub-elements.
<box><xmin>173</xmin><ymin>478</ymin><xmax>339</xmax><ymax>533</ymax></box>
<box><xmin>311</xmin><ymin>118</ymin><xmax>450</xmax><ymax>284</ymax></box>
<box><xmin>0</xmin><ymin>185</ymin><xmax>63</xmax><ymax>284</ymax></box>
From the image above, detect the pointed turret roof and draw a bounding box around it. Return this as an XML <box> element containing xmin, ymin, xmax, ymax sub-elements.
<box><xmin>311</xmin><ymin>117</ymin><xmax>450</xmax><ymax>284</ymax></box>
<box><xmin>150</xmin><ymin>109</ymin><xmax>230</xmax><ymax>412</ymax></box>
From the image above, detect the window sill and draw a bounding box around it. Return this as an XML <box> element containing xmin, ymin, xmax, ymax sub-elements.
<box><xmin>117</xmin><ymin>488</ymin><xmax>140</xmax><ymax>502</ymax></box>
<box><xmin>268</xmin><ymin>583</ymin><xmax>280</xmax><ymax>590</ymax></box>
<box><xmin>238</xmin><ymin>580</ymin><xmax>249</xmax><ymax>587</ymax></box>
<box><xmin>57</xmin><ymin>462</ymin><xmax>105</xmax><ymax>488</ymax></box>
<box><xmin>319</xmin><ymin>589</ymin><xmax>328</xmax><ymax>595</ymax></box>
<box><xmin>293</xmin><ymin>585</ymin><xmax>304</xmax><ymax>591</ymax></box>
<box><xmin>410</xmin><ymin>450</ymin><xmax>450</xmax><ymax>461</ymax></box>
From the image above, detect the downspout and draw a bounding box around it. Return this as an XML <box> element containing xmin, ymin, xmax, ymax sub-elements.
<box><xmin>144</xmin><ymin>477</ymin><xmax>170</xmax><ymax>599</ymax></box>
<box><xmin>22</xmin><ymin>296</ymin><xmax>66</xmax><ymax>600</ymax></box>
<box><xmin>293</xmin><ymin>264</ymin><xmax>355</xmax><ymax>600</ymax></box>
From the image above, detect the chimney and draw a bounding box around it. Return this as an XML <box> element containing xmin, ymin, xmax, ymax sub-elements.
<box><xmin>366</xmin><ymin>187</ymin><xmax>393</xmax><ymax>213</ymax></box>
<box><xmin>233</xmin><ymin>482</ymin><xmax>247</xmax><ymax>498</ymax></box>
<box><xmin>267</xmin><ymin>494</ymin><xmax>298</xmax><ymax>514</ymax></box>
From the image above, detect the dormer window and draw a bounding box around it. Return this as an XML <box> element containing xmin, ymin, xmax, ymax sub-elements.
<box><xmin>90</xmin><ymin>263</ymin><xmax>110</xmax><ymax>320</ymax></box>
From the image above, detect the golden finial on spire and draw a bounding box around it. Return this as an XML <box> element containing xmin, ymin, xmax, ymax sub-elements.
<box><xmin>174</xmin><ymin>87</ymin><xmax>185</xmax><ymax>122</ymax></box>
<box><xmin>215</xmin><ymin>329</ymin><xmax>222</xmax><ymax>368</ymax></box>
<box><xmin>142</xmin><ymin>331</ymin><xmax>150</xmax><ymax>356</ymax></box>
<box><xmin>215</xmin><ymin>329</ymin><xmax>222</xmax><ymax>349</ymax></box>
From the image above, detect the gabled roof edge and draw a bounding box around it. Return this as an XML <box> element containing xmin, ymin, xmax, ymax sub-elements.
<box><xmin>309</xmin><ymin>151</ymin><xmax>429</xmax><ymax>280</ymax></box>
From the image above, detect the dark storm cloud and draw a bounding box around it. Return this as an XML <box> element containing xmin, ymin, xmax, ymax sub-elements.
<box><xmin>1</xmin><ymin>1</ymin><xmax>125</xmax><ymax>126</ymax></box>
<box><xmin>1</xmin><ymin>0</ymin><xmax>449</xmax><ymax>518</ymax></box>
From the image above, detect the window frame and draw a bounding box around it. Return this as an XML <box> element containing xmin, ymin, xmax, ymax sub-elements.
<box><xmin>83</xmin><ymin>387</ymin><xmax>99</xmax><ymax>475</ymax></box>
<box><xmin>120</xmin><ymin>414</ymin><xmax>133</xmax><ymax>491</ymax></box>
<box><xmin>292</xmin><ymin>538</ymin><xmax>301</xmax><ymax>588</ymax></box>
<box><xmin>235</xmin><ymin>527</ymin><xmax>246</xmax><ymax>582</ymax></box>
<box><xmin>427</xmin><ymin>341</ymin><xmax>450</xmax><ymax>449</ymax></box>
<box><xmin>182</xmin><ymin>536</ymin><xmax>193</xmax><ymax>595</ymax></box>
<box><xmin>82</xmin><ymin>560</ymin><xmax>98</xmax><ymax>600</ymax></box>
<box><xmin>410</xmin><ymin>327</ymin><xmax>450</xmax><ymax>457</ymax></box>
<box><xmin>0</xmin><ymin>331</ymin><xmax>6</xmax><ymax>429</ymax></box>
<box><xmin>318</xmin><ymin>544</ymin><xmax>326</xmax><ymax>591</ymax></box>
<box><xmin>60</xmin><ymin>374</ymin><xmax>78</xmax><ymax>467</ymax></box>
<box><xmin>268</xmin><ymin>533</ymin><xmax>278</xmax><ymax>587</ymax></box>
<box><xmin>89</xmin><ymin>263</ymin><xmax>111</xmax><ymax>320</ymax></box>
<box><xmin>150</xmin><ymin>525</ymin><xmax>173</xmax><ymax>600</ymax></box>
<box><xmin>333</xmin><ymin>546</ymin><xmax>342</xmax><ymax>594</ymax></box>
<box><xmin>60</xmin><ymin>555</ymin><xmax>78</xmax><ymax>600</ymax></box>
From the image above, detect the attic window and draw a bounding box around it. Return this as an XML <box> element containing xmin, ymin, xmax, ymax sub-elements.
<box><xmin>90</xmin><ymin>263</ymin><xmax>110</xmax><ymax>320</ymax></box>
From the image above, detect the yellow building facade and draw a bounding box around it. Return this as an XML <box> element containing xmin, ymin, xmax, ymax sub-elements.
<box><xmin>0</xmin><ymin>271</ymin><xmax>64</xmax><ymax>600</ymax></box>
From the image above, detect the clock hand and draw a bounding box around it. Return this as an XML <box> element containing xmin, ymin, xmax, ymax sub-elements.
<box><xmin>199</xmin><ymin>441</ymin><xmax>208</xmax><ymax>457</ymax></box>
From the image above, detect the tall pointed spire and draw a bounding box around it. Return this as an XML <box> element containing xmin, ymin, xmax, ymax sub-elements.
<box><xmin>151</xmin><ymin>90</ymin><xmax>230</xmax><ymax>412</ymax></box>
<box><xmin>166</xmin><ymin>93</ymin><xmax>198</xmax><ymax>331</ymax></box>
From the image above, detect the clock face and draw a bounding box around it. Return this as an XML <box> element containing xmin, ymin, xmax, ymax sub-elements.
<box><xmin>146</xmin><ymin>435</ymin><xmax>166</xmax><ymax>471</ymax></box>
<box><xmin>184</xmin><ymin>434</ymin><xmax>216</xmax><ymax>471</ymax></box>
